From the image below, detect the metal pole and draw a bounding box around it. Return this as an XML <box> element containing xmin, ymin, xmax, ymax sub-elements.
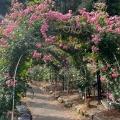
<box><xmin>11</xmin><ymin>54</ymin><xmax>23</xmax><ymax>120</ymax></box>
<box><xmin>107</xmin><ymin>79</ymin><xmax>109</xmax><ymax>110</ymax></box>
<box><xmin>97</xmin><ymin>70</ymin><xmax>102</xmax><ymax>105</ymax></box>
<box><xmin>84</xmin><ymin>68</ymin><xmax>87</xmax><ymax>101</ymax></box>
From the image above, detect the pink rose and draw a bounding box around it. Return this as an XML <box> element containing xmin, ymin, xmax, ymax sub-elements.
<box><xmin>101</xmin><ymin>66</ymin><xmax>106</xmax><ymax>72</ymax></box>
<box><xmin>24</xmin><ymin>42</ymin><xmax>28</xmax><ymax>46</ymax></box>
<box><xmin>111</xmin><ymin>74</ymin><xmax>119</xmax><ymax>79</ymax></box>
<box><xmin>100</xmin><ymin>78</ymin><xmax>106</xmax><ymax>81</ymax></box>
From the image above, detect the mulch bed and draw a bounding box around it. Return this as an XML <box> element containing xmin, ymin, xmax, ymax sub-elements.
<box><xmin>95</xmin><ymin>109</ymin><xmax>120</xmax><ymax>120</ymax></box>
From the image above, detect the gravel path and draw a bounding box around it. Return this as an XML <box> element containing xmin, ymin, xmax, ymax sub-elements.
<box><xmin>26</xmin><ymin>84</ymin><xmax>75</xmax><ymax>120</ymax></box>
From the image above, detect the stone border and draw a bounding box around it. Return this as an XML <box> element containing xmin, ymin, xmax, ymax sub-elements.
<box><xmin>16</xmin><ymin>103</ymin><xmax>32</xmax><ymax>120</ymax></box>
<box><xmin>45</xmin><ymin>89</ymin><xmax>103</xmax><ymax>120</ymax></box>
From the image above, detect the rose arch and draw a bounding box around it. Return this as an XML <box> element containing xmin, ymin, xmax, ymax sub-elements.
<box><xmin>0</xmin><ymin>0</ymin><xmax>120</xmax><ymax>119</ymax></box>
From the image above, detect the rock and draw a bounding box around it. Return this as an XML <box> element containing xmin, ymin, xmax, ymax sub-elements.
<box><xmin>16</xmin><ymin>104</ymin><xmax>32</xmax><ymax>120</ymax></box>
<box><xmin>49</xmin><ymin>91</ymin><xmax>53</xmax><ymax>94</ymax></box>
<box><xmin>76</xmin><ymin>108</ymin><xmax>81</xmax><ymax>114</ymax></box>
<box><xmin>64</xmin><ymin>100</ymin><xmax>73</xmax><ymax>108</ymax></box>
<box><xmin>81</xmin><ymin>111</ymin><xmax>84</xmax><ymax>116</ymax></box>
<box><xmin>80</xmin><ymin>110</ymin><xmax>83</xmax><ymax>114</ymax></box>
<box><xmin>84</xmin><ymin>112</ymin><xmax>89</xmax><ymax>117</ymax></box>
<box><xmin>71</xmin><ymin>104</ymin><xmax>76</xmax><ymax>110</ymax></box>
<box><xmin>89</xmin><ymin>113</ymin><xmax>94</xmax><ymax>120</ymax></box>
<box><xmin>18</xmin><ymin>112</ymin><xmax>32</xmax><ymax>120</ymax></box>
<box><xmin>16</xmin><ymin>104</ymin><xmax>27</xmax><ymax>113</ymax></box>
<box><xmin>58</xmin><ymin>97</ymin><xmax>63</xmax><ymax>103</ymax></box>
<box><xmin>54</xmin><ymin>94</ymin><xmax>60</xmax><ymax>99</ymax></box>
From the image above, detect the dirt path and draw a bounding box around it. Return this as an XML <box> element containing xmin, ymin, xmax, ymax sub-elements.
<box><xmin>26</xmin><ymin>84</ymin><xmax>76</xmax><ymax>120</ymax></box>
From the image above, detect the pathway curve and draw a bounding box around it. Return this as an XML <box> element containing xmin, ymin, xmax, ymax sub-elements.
<box><xmin>26</xmin><ymin>84</ymin><xmax>76</xmax><ymax>120</ymax></box>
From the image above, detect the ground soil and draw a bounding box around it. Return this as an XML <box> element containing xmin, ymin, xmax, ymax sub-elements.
<box><xmin>38</xmin><ymin>81</ymin><xmax>120</xmax><ymax>120</ymax></box>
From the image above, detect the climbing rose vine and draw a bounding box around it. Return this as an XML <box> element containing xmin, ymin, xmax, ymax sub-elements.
<box><xmin>0</xmin><ymin>0</ymin><xmax>120</xmax><ymax>112</ymax></box>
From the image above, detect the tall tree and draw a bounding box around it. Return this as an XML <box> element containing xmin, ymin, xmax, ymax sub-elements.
<box><xmin>0</xmin><ymin>0</ymin><xmax>11</xmax><ymax>21</ymax></box>
<box><xmin>106</xmin><ymin>0</ymin><xmax>120</xmax><ymax>15</ymax></box>
<box><xmin>54</xmin><ymin>0</ymin><xmax>82</xmax><ymax>14</ymax></box>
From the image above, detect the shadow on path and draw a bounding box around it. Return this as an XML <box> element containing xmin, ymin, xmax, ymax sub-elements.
<box><xmin>26</xmin><ymin>84</ymin><xmax>75</xmax><ymax>120</ymax></box>
<box><xmin>33</xmin><ymin>115</ymin><xmax>75</xmax><ymax>120</ymax></box>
